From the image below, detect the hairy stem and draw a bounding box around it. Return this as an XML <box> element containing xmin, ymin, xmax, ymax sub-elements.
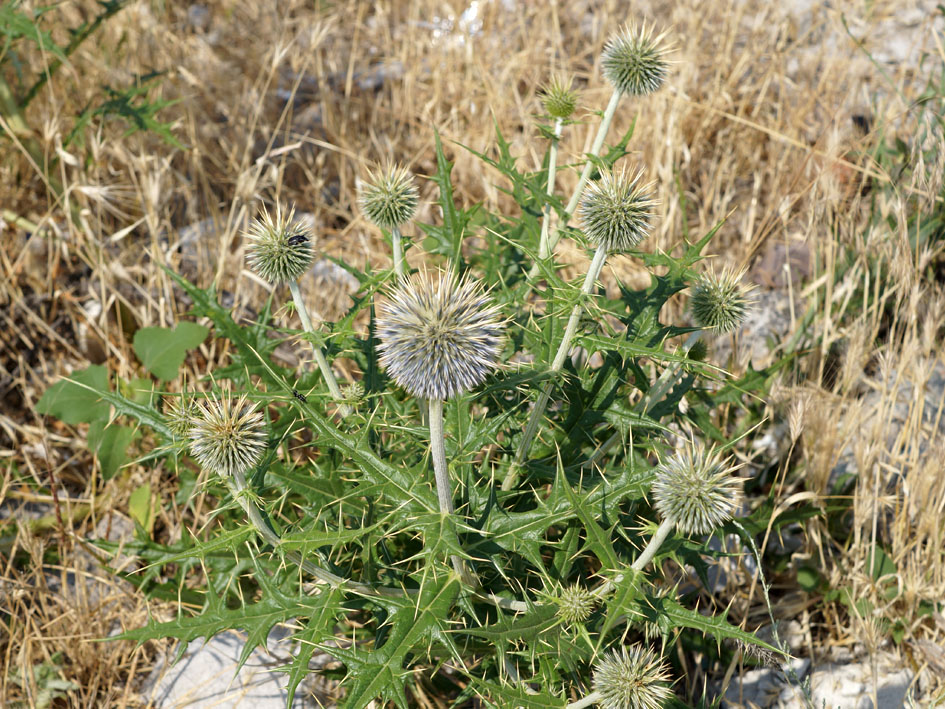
<box><xmin>506</xmin><ymin>246</ymin><xmax>608</xmax><ymax>489</ymax></box>
<box><xmin>391</xmin><ymin>225</ymin><xmax>405</xmax><ymax>279</ymax></box>
<box><xmin>537</xmin><ymin>117</ymin><xmax>564</xmax><ymax>262</ymax></box>
<box><xmin>593</xmin><ymin>517</ymin><xmax>675</xmax><ymax>600</ymax></box>
<box><xmin>566</xmin><ymin>691</ymin><xmax>602</xmax><ymax>709</ymax></box>
<box><xmin>429</xmin><ymin>398</ymin><xmax>478</xmax><ymax>586</ymax></box>
<box><xmin>287</xmin><ymin>280</ymin><xmax>350</xmax><ymax>417</ymax></box>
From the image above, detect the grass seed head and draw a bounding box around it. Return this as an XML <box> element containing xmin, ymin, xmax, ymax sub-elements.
<box><xmin>359</xmin><ymin>164</ymin><xmax>420</xmax><ymax>230</ymax></box>
<box><xmin>581</xmin><ymin>167</ymin><xmax>656</xmax><ymax>252</ymax></box>
<box><xmin>188</xmin><ymin>394</ymin><xmax>267</xmax><ymax>478</ymax></box>
<box><xmin>376</xmin><ymin>270</ymin><xmax>504</xmax><ymax>401</ymax></box>
<box><xmin>541</xmin><ymin>75</ymin><xmax>578</xmax><ymax>119</ymax></box>
<box><xmin>245</xmin><ymin>206</ymin><xmax>315</xmax><ymax>284</ymax></box>
<box><xmin>592</xmin><ymin>644</ymin><xmax>673</xmax><ymax>709</ymax></box>
<box><xmin>690</xmin><ymin>266</ymin><xmax>754</xmax><ymax>334</ymax></box>
<box><xmin>652</xmin><ymin>442</ymin><xmax>742</xmax><ymax>535</ymax></box>
<box><xmin>601</xmin><ymin>23</ymin><xmax>672</xmax><ymax>97</ymax></box>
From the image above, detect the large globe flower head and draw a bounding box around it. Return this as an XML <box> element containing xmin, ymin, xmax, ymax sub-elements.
<box><xmin>188</xmin><ymin>394</ymin><xmax>267</xmax><ymax>478</ymax></box>
<box><xmin>244</xmin><ymin>206</ymin><xmax>315</xmax><ymax>284</ymax></box>
<box><xmin>580</xmin><ymin>167</ymin><xmax>656</xmax><ymax>253</ymax></box>
<box><xmin>376</xmin><ymin>270</ymin><xmax>505</xmax><ymax>401</ymax></box>
<box><xmin>651</xmin><ymin>442</ymin><xmax>742</xmax><ymax>535</ymax></box>
<box><xmin>601</xmin><ymin>22</ymin><xmax>672</xmax><ymax>97</ymax></box>
<box><xmin>592</xmin><ymin>645</ymin><xmax>673</xmax><ymax>709</ymax></box>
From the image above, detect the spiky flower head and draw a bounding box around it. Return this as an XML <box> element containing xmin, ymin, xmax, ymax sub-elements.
<box><xmin>541</xmin><ymin>75</ymin><xmax>578</xmax><ymax>119</ymax></box>
<box><xmin>376</xmin><ymin>270</ymin><xmax>505</xmax><ymax>401</ymax></box>
<box><xmin>581</xmin><ymin>167</ymin><xmax>656</xmax><ymax>252</ymax></box>
<box><xmin>358</xmin><ymin>164</ymin><xmax>419</xmax><ymax>230</ymax></box>
<box><xmin>165</xmin><ymin>395</ymin><xmax>199</xmax><ymax>439</ymax></box>
<box><xmin>651</xmin><ymin>442</ymin><xmax>742</xmax><ymax>535</ymax></box>
<box><xmin>244</xmin><ymin>206</ymin><xmax>315</xmax><ymax>284</ymax></box>
<box><xmin>690</xmin><ymin>266</ymin><xmax>754</xmax><ymax>334</ymax></box>
<box><xmin>601</xmin><ymin>23</ymin><xmax>672</xmax><ymax>97</ymax></box>
<box><xmin>342</xmin><ymin>381</ymin><xmax>365</xmax><ymax>403</ymax></box>
<box><xmin>556</xmin><ymin>584</ymin><xmax>597</xmax><ymax>625</ymax></box>
<box><xmin>592</xmin><ymin>645</ymin><xmax>673</xmax><ymax>709</ymax></box>
<box><xmin>188</xmin><ymin>394</ymin><xmax>267</xmax><ymax>478</ymax></box>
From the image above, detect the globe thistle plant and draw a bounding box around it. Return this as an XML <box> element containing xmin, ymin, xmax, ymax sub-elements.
<box><xmin>652</xmin><ymin>442</ymin><xmax>742</xmax><ymax>536</ymax></box>
<box><xmin>509</xmin><ymin>168</ymin><xmax>656</xmax><ymax>486</ymax></box>
<box><xmin>536</xmin><ymin>76</ymin><xmax>579</xmax><ymax>263</ymax></box>
<box><xmin>547</xmin><ymin>22</ymin><xmax>671</xmax><ymax>259</ymax></box>
<box><xmin>244</xmin><ymin>206</ymin><xmax>347</xmax><ymax>414</ymax></box>
<box><xmin>541</xmin><ymin>75</ymin><xmax>578</xmax><ymax>120</ymax></box>
<box><xmin>245</xmin><ymin>206</ymin><xmax>314</xmax><ymax>285</ymax></box>
<box><xmin>600</xmin><ymin>23</ymin><xmax>672</xmax><ymax>97</ymax></box>
<box><xmin>580</xmin><ymin>168</ymin><xmax>656</xmax><ymax>253</ymax></box>
<box><xmin>690</xmin><ymin>266</ymin><xmax>755</xmax><ymax>335</ymax></box>
<box><xmin>188</xmin><ymin>394</ymin><xmax>267</xmax><ymax>479</ymax></box>
<box><xmin>359</xmin><ymin>164</ymin><xmax>420</xmax><ymax>278</ymax></box>
<box><xmin>590</xmin><ymin>645</ymin><xmax>673</xmax><ymax>709</ymax></box>
<box><xmin>376</xmin><ymin>270</ymin><xmax>504</xmax><ymax>584</ymax></box>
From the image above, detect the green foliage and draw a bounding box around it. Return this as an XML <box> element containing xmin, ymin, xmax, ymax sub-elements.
<box><xmin>133</xmin><ymin>322</ymin><xmax>209</xmax><ymax>381</ymax></box>
<box><xmin>39</xmin><ymin>37</ymin><xmax>797</xmax><ymax>709</ymax></box>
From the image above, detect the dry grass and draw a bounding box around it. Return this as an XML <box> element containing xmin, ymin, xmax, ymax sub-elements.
<box><xmin>2</xmin><ymin>0</ymin><xmax>944</xmax><ymax>705</ymax></box>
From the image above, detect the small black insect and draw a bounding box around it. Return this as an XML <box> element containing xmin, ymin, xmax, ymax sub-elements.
<box><xmin>292</xmin><ymin>389</ymin><xmax>307</xmax><ymax>403</ymax></box>
<box><xmin>287</xmin><ymin>233</ymin><xmax>308</xmax><ymax>247</ymax></box>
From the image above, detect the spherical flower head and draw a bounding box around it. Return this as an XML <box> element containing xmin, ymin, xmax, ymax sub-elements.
<box><xmin>651</xmin><ymin>443</ymin><xmax>742</xmax><ymax>535</ymax></box>
<box><xmin>165</xmin><ymin>395</ymin><xmax>199</xmax><ymax>439</ymax></box>
<box><xmin>690</xmin><ymin>266</ymin><xmax>755</xmax><ymax>334</ymax></box>
<box><xmin>359</xmin><ymin>164</ymin><xmax>419</xmax><ymax>230</ymax></box>
<box><xmin>601</xmin><ymin>23</ymin><xmax>672</xmax><ymax>97</ymax></box>
<box><xmin>188</xmin><ymin>394</ymin><xmax>267</xmax><ymax>478</ymax></box>
<box><xmin>592</xmin><ymin>645</ymin><xmax>673</xmax><ymax>709</ymax></box>
<box><xmin>556</xmin><ymin>584</ymin><xmax>597</xmax><ymax>625</ymax></box>
<box><xmin>580</xmin><ymin>167</ymin><xmax>656</xmax><ymax>252</ymax></box>
<box><xmin>376</xmin><ymin>270</ymin><xmax>505</xmax><ymax>401</ymax></box>
<box><xmin>244</xmin><ymin>207</ymin><xmax>314</xmax><ymax>284</ymax></box>
<box><xmin>541</xmin><ymin>76</ymin><xmax>578</xmax><ymax>119</ymax></box>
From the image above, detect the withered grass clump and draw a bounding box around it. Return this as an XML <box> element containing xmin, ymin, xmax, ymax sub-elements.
<box><xmin>2</xmin><ymin>0</ymin><xmax>944</xmax><ymax>705</ymax></box>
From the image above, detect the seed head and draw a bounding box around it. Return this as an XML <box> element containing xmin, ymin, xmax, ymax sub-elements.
<box><xmin>165</xmin><ymin>395</ymin><xmax>199</xmax><ymax>439</ymax></box>
<box><xmin>244</xmin><ymin>207</ymin><xmax>315</xmax><ymax>284</ymax></box>
<box><xmin>651</xmin><ymin>443</ymin><xmax>742</xmax><ymax>535</ymax></box>
<box><xmin>376</xmin><ymin>270</ymin><xmax>505</xmax><ymax>401</ymax></box>
<box><xmin>541</xmin><ymin>76</ymin><xmax>578</xmax><ymax>119</ymax></box>
<box><xmin>690</xmin><ymin>266</ymin><xmax>754</xmax><ymax>334</ymax></box>
<box><xmin>359</xmin><ymin>164</ymin><xmax>419</xmax><ymax>230</ymax></box>
<box><xmin>581</xmin><ymin>167</ymin><xmax>656</xmax><ymax>252</ymax></box>
<box><xmin>556</xmin><ymin>584</ymin><xmax>597</xmax><ymax>625</ymax></box>
<box><xmin>601</xmin><ymin>23</ymin><xmax>672</xmax><ymax>97</ymax></box>
<box><xmin>592</xmin><ymin>645</ymin><xmax>673</xmax><ymax>709</ymax></box>
<box><xmin>188</xmin><ymin>394</ymin><xmax>267</xmax><ymax>478</ymax></box>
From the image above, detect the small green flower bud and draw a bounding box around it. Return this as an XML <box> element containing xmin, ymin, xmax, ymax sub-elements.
<box><xmin>687</xmin><ymin>339</ymin><xmax>709</xmax><ymax>362</ymax></box>
<box><xmin>541</xmin><ymin>76</ymin><xmax>578</xmax><ymax>119</ymax></box>
<box><xmin>342</xmin><ymin>381</ymin><xmax>365</xmax><ymax>403</ymax></box>
<box><xmin>376</xmin><ymin>270</ymin><xmax>505</xmax><ymax>401</ymax></box>
<box><xmin>244</xmin><ymin>207</ymin><xmax>315</xmax><ymax>284</ymax></box>
<box><xmin>555</xmin><ymin>584</ymin><xmax>597</xmax><ymax>625</ymax></box>
<box><xmin>165</xmin><ymin>395</ymin><xmax>199</xmax><ymax>439</ymax></box>
<box><xmin>690</xmin><ymin>266</ymin><xmax>754</xmax><ymax>334</ymax></box>
<box><xmin>188</xmin><ymin>395</ymin><xmax>267</xmax><ymax>478</ymax></box>
<box><xmin>592</xmin><ymin>644</ymin><xmax>673</xmax><ymax>709</ymax></box>
<box><xmin>580</xmin><ymin>167</ymin><xmax>656</xmax><ymax>252</ymax></box>
<box><xmin>358</xmin><ymin>164</ymin><xmax>419</xmax><ymax>230</ymax></box>
<box><xmin>601</xmin><ymin>23</ymin><xmax>672</xmax><ymax>97</ymax></box>
<box><xmin>652</xmin><ymin>443</ymin><xmax>741</xmax><ymax>536</ymax></box>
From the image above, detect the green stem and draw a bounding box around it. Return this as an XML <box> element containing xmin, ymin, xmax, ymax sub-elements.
<box><xmin>537</xmin><ymin>117</ymin><xmax>564</xmax><ymax>262</ymax></box>
<box><xmin>391</xmin><ymin>225</ymin><xmax>405</xmax><ymax>279</ymax></box>
<box><xmin>547</xmin><ymin>90</ymin><xmax>622</xmax><ymax>256</ymax></box>
<box><xmin>288</xmin><ymin>280</ymin><xmax>350</xmax><ymax>417</ymax></box>
<box><xmin>593</xmin><ymin>517</ymin><xmax>674</xmax><ymax>600</ymax></box>
<box><xmin>566</xmin><ymin>691</ymin><xmax>602</xmax><ymax>709</ymax></box>
<box><xmin>506</xmin><ymin>245</ymin><xmax>608</xmax><ymax>489</ymax></box>
<box><xmin>429</xmin><ymin>398</ymin><xmax>478</xmax><ymax>586</ymax></box>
